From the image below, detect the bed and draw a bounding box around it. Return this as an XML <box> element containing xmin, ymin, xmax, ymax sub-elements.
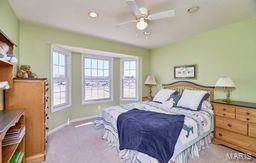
<box><xmin>95</xmin><ymin>81</ymin><xmax>215</xmax><ymax>163</ymax></box>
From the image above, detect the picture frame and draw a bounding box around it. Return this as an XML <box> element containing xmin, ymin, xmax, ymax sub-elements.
<box><xmin>174</xmin><ymin>65</ymin><xmax>197</xmax><ymax>79</ymax></box>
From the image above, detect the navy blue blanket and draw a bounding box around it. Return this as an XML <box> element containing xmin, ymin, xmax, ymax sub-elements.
<box><xmin>117</xmin><ymin>109</ymin><xmax>185</xmax><ymax>163</ymax></box>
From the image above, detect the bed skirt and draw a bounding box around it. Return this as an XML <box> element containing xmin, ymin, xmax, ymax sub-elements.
<box><xmin>94</xmin><ymin>119</ymin><xmax>213</xmax><ymax>163</ymax></box>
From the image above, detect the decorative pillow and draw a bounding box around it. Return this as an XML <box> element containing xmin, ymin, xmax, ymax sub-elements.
<box><xmin>153</xmin><ymin>89</ymin><xmax>176</xmax><ymax>103</ymax></box>
<box><xmin>176</xmin><ymin>89</ymin><xmax>210</xmax><ymax>111</ymax></box>
<box><xmin>169</xmin><ymin>94</ymin><xmax>181</xmax><ymax>106</ymax></box>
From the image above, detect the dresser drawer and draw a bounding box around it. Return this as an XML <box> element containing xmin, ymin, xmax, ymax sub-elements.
<box><xmin>215</xmin><ymin>128</ymin><xmax>256</xmax><ymax>152</ymax></box>
<box><xmin>215</xmin><ymin>116</ymin><xmax>247</xmax><ymax>135</ymax></box>
<box><xmin>236</xmin><ymin>107</ymin><xmax>256</xmax><ymax>123</ymax></box>
<box><xmin>214</xmin><ymin>104</ymin><xmax>235</xmax><ymax>118</ymax></box>
<box><xmin>249</xmin><ymin>124</ymin><xmax>256</xmax><ymax>138</ymax></box>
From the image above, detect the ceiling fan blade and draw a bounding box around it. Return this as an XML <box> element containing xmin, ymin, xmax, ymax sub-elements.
<box><xmin>148</xmin><ymin>9</ymin><xmax>175</xmax><ymax>20</ymax></box>
<box><xmin>116</xmin><ymin>20</ymin><xmax>137</xmax><ymax>27</ymax></box>
<box><xmin>126</xmin><ymin>0</ymin><xmax>142</xmax><ymax>17</ymax></box>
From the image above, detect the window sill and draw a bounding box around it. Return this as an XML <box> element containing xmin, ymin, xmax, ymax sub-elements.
<box><xmin>82</xmin><ymin>99</ymin><xmax>113</xmax><ymax>105</ymax></box>
<box><xmin>51</xmin><ymin>104</ymin><xmax>71</xmax><ymax>113</ymax></box>
<box><xmin>120</xmin><ymin>98</ymin><xmax>139</xmax><ymax>101</ymax></box>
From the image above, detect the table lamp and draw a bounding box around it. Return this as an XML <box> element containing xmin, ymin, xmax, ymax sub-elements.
<box><xmin>215</xmin><ymin>76</ymin><xmax>236</xmax><ymax>103</ymax></box>
<box><xmin>144</xmin><ymin>75</ymin><xmax>157</xmax><ymax>99</ymax></box>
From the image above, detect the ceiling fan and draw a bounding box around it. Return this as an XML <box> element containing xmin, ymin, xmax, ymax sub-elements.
<box><xmin>117</xmin><ymin>0</ymin><xmax>175</xmax><ymax>31</ymax></box>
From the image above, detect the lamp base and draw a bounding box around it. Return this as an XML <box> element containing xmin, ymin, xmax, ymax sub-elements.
<box><xmin>222</xmin><ymin>98</ymin><xmax>231</xmax><ymax>103</ymax></box>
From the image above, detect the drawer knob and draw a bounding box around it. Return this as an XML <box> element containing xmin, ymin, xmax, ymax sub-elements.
<box><xmin>246</xmin><ymin>112</ymin><xmax>250</xmax><ymax>115</ymax></box>
<box><xmin>223</xmin><ymin>113</ymin><xmax>226</xmax><ymax>116</ymax></box>
<box><xmin>246</xmin><ymin>118</ymin><xmax>250</xmax><ymax>121</ymax></box>
<box><xmin>218</xmin><ymin>133</ymin><xmax>222</xmax><ymax>137</ymax></box>
<box><xmin>227</xmin><ymin>123</ymin><xmax>232</xmax><ymax>127</ymax></box>
<box><xmin>223</xmin><ymin>108</ymin><xmax>226</xmax><ymax>111</ymax></box>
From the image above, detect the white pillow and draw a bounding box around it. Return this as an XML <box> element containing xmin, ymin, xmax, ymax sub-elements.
<box><xmin>177</xmin><ymin>89</ymin><xmax>209</xmax><ymax>111</ymax></box>
<box><xmin>153</xmin><ymin>89</ymin><xmax>176</xmax><ymax>103</ymax></box>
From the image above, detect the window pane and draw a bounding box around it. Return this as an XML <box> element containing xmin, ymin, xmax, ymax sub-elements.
<box><xmin>124</xmin><ymin>70</ymin><xmax>129</xmax><ymax>77</ymax></box>
<box><xmin>98</xmin><ymin>60</ymin><xmax>104</xmax><ymax>69</ymax></box>
<box><xmin>85</xmin><ymin>58</ymin><xmax>91</xmax><ymax>68</ymax></box>
<box><xmin>53</xmin><ymin>92</ymin><xmax>61</xmax><ymax>105</ymax></box>
<box><xmin>98</xmin><ymin>69</ymin><xmax>103</xmax><ymax>77</ymax></box>
<box><xmin>60</xmin><ymin>92</ymin><xmax>66</xmax><ymax>104</ymax></box>
<box><xmin>130</xmin><ymin>70</ymin><xmax>136</xmax><ymax>77</ymax></box>
<box><xmin>52</xmin><ymin>48</ymin><xmax>70</xmax><ymax>109</ymax></box>
<box><xmin>53</xmin><ymin>65</ymin><xmax>59</xmax><ymax>77</ymax></box>
<box><xmin>84</xmin><ymin>69</ymin><xmax>91</xmax><ymax>77</ymax></box>
<box><xmin>53</xmin><ymin>52</ymin><xmax>59</xmax><ymax>65</ymax></box>
<box><xmin>59</xmin><ymin>54</ymin><xmax>65</xmax><ymax>66</ymax></box>
<box><xmin>130</xmin><ymin>61</ymin><xmax>136</xmax><ymax>70</ymax></box>
<box><xmin>83</xmin><ymin>56</ymin><xmax>112</xmax><ymax>102</ymax></box>
<box><xmin>104</xmin><ymin>60</ymin><xmax>109</xmax><ymax>69</ymax></box>
<box><xmin>92</xmin><ymin>59</ymin><xmax>97</xmax><ymax>69</ymax></box>
<box><xmin>59</xmin><ymin>66</ymin><xmax>65</xmax><ymax>78</ymax></box>
<box><xmin>53</xmin><ymin>81</ymin><xmax>61</xmax><ymax>93</ymax></box>
<box><xmin>92</xmin><ymin>69</ymin><xmax>97</xmax><ymax>77</ymax></box>
<box><xmin>122</xmin><ymin>60</ymin><xmax>137</xmax><ymax>99</ymax></box>
<box><xmin>84</xmin><ymin>80</ymin><xmax>110</xmax><ymax>101</ymax></box>
<box><xmin>124</xmin><ymin>61</ymin><xmax>129</xmax><ymax>70</ymax></box>
<box><xmin>103</xmin><ymin>70</ymin><xmax>109</xmax><ymax>77</ymax></box>
<box><xmin>60</xmin><ymin>81</ymin><xmax>66</xmax><ymax>92</ymax></box>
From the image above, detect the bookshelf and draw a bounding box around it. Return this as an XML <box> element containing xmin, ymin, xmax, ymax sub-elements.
<box><xmin>0</xmin><ymin>109</ymin><xmax>25</xmax><ymax>163</ymax></box>
<box><xmin>0</xmin><ymin>59</ymin><xmax>14</xmax><ymax>89</ymax></box>
<box><xmin>0</xmin><ymin>31</ymin><xmax>15</xmax><ymax>89</ymax></box>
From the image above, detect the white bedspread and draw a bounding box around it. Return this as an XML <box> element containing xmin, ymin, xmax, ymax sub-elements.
<box><xmin>95</xmin><ymin>101</ymin><xmax>214</xmax><ymax>163</ymax></box>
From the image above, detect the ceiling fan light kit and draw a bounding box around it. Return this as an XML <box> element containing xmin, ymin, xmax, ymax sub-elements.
<box><xmin>136</xmin><ymin>18</ymin><xmax>148</xmax><ymax>30</ymax></box>
<box><xmin>117</xmin><ymin>0</ymin><xmax>176</xmax><ymax>35</ymax></box>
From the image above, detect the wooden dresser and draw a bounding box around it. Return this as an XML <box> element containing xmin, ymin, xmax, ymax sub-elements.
<box><xmin>212</xmin><ymin>99</ymin><xmax>256</xmax><ymax>156</ymax></box>
<box><xmin>5</xmin><ymin>79</ymin><xmax>48</xmax><ymax>163</ymax></box>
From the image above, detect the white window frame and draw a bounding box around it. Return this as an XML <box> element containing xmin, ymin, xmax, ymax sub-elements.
<box><xmin>120</xmin><ymin>58</ymin><xmax>139</xmax><ymax>101</ymax></box>
<box><xmin>82</xmin><ymin>54</ymin><xmax>113</xmax><ymax>104</ymax></box>
<box><xmin>51</xmin><ymin>45</ymin><xmax>72</xmax><ymax>112</ymax></box>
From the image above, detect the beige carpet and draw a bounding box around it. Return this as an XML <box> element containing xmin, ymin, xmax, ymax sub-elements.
<box><xmin>45</xmin><ymin>120</ymin><xmax>255</xmax><ymax>163</ymax></box>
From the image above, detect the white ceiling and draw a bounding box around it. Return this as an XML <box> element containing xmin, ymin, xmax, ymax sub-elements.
<box><xmin>9</xmin><ymin>0</ymin><xmax>256</xmax><ymax>48</ymax></box>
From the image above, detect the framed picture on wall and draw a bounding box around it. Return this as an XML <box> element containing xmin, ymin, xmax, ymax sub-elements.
<box><xmin>174</xmin><ymin>65</ymin><xmax>197</xmax><ymax>79</ymax></box>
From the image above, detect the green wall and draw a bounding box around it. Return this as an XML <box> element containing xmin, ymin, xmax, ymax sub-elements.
<box><xmin>19</xmin><ymin>21</ymin><xmax>150</xmax><ymax>130</ymax></box>
<box><xmin>0</xmin><ymin>0</ymin><xmax>19</xmax><ymax>110</ymax></box>
<box><xmin>0</xmin><ymin>0</ymin><xmax>19</xmax><ymax>45</ymax></box>
<box><xmin>150</xmin><ymin>17</ymin><xmax>256</xmax><ymax>103</ymax></box>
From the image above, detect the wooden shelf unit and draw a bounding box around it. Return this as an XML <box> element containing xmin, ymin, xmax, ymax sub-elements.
<box><xmin>0</xmin><ymin>30</ymin><xmax>15</xmax><ymax>89</ymax></box>
<box><xmin>0</xmin><ymin>59</ymin><xmax>14</xmax><ymax>89</ymax></box>
<box><xmin>0</xmin><ymin>109</ymin><xmax>25</xmax><ymax>163</ymax></box>
<box><xmin>6</xmin><ymin>79</ymin><xmax>48</xmax><ymax>162</ymax></box>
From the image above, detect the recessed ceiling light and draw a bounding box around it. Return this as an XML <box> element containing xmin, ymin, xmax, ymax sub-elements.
<box><xmin>187</xmin><ymin>6</ymin><xmax>200</xmax><ymax>14</ymax></box>
<box><xmin>88</xmin><ymin>11</ymin><xmax>98</xmax><ymax>18</ymax></box>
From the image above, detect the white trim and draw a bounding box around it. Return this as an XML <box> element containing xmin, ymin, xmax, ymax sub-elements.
<box><xmin>120</xmin><ymin>58</ymin><xmax>139</xmax><ymax>101</ymax></box>
<box><xmin>50</xmin><ymin>45</ymin><xmax>72</xmax><ymax>113</ymax></box>
<box><xmin>69</xmin><ymin>115</ymin><xmax>98</xmax><ymax>123</ymax></box>
<box><xmin>81</xmin><ymin>54</ymin><xmax>113</xmax><ymax>104</ymax></box>
<box><xmin>47</xmin><ymin>115</ymin><xmax>98</xmax><ymax>136</ymax></box>
<box><xmin>55</xmin><ymin>44</ymin><xmax>135</xmax><ymax>58</ymax></box>
<box><xmin>47</xmin><ymin>122</ymin><xmax>69</xmax><ymax>136</ymax></box>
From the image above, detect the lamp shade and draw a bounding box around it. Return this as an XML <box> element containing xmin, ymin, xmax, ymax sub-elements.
<box><xmin>215</xmin><ymin>77</ymin><xmax>236</xmax><ymax>88</ymax></box>
<box><xmin>144</xmin><ymin>75</ymin><xmax>157</xmax><ymax>85</ymax></box>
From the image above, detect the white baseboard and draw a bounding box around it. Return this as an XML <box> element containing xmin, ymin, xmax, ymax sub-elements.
<box><xmin>69</xmin><ymin>115</ymin><xmax>99</xmax><ymax>123</ymax></box>
<box><xmin>47</xmin><ymin>122</ymin><xmax>68</xmax><ymax>136</ymax></box>
<box><xmin>47</xmin><ymin>115</ymin><xmax>99</xmax><ymax>136</ymax></box>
